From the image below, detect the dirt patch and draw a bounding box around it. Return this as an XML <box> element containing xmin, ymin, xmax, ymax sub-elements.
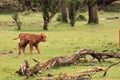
<box><xmin>0</xmin><ymin>48</ymin><xmax>17</xmax><ymax>56</ymax></box>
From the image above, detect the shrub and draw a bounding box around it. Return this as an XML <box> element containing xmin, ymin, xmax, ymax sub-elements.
<box><xmin>56</xmin><ymin>14</ymin><xmax>62</xmax><ymax>21</ymax></box>
<box><xmin>76</xmin><ymin>14</ymin><xmax>87</xmax><ymax>21</ymax></box>
<box><xmin>12</xmin><ymin>12</ymin><xmax>22</xmax><ymax>30</ymax></box>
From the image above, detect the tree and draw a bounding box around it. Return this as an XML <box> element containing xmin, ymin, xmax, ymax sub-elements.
<box><xmin>16</xmin><ymin>0</ymin><xmax>61</xmax><ymax>30</ymax></box>
<box><xmin>84</xmin><ymin>0</ymin><xmax>118</xmax><ymax>24</ymax></box>
<box><xmin>12</xmin><ymin>12</ymin><xmax>22</xmax><ymax>30</ymax></box>
<box><xmin>68</xmin><ymin>0</ymin><xmax>83</xmax><ymax>26</ymax></box>
<box><xmin>40</xmin><ymin>0</ymin><xmax>49</xmax><ymax>30</ymax></box>
<box><xmin>61</xmin><ymin>0</ymin><xmax>68</xmax><ymax>23</ymax></box>
<box><xmin>88</xmin><ymin>0</ymin><xmax>98</xmax><ymax>24</ymax></box>
<box><xmin>68</xmin><ymin>1</ymin><xmax>75</xmax><ymax>26</ymax></box>
<box><xmin>40</xmin><ymin>0</ymin><xmax>61</xmax><ymax>30</ymax></box>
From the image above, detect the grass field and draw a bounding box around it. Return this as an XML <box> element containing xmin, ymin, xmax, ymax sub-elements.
<box><xmin>0</xmin><ymin>12</ymin><xmax>120</xmax><ymax>80</ymax></box>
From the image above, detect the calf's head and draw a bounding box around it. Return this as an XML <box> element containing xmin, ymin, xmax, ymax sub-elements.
<box><xmin>39</xmin><ymin>33</ymin><xmax>47</xmax><ymax>42</ymax></box>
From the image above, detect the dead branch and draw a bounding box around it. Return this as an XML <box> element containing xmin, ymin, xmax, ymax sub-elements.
<box><xmin>37</xmin><ymin>67</ymin><xmax>105</xmax><ymax>80</ymax></box>
<box><xmin>77</xmin><ymin>67</ymin><xmax>104</xmax><ymax>73</ymax></box>
<box><xmin>78</xmin><ymin>48</ymin><xmax>120</xmax><ymax>62</ymax></box>
<box><xmin>37</xmin><ymin>72</ymin><xmax>92</xmax><ymax>80</ymax></box>
<box><xmin>16</xmin><ymin>48</ymin><xmax>120</xmax><ymax>77</ymax></box>
<box><xmin>103</xmin><ymin>61</ymin><xmax>120</xmax><ymax>77</ymax></box>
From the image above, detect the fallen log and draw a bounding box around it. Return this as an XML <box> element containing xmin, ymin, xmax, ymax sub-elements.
<box><xmin>16</xmin><ymin>48</ymin><xmax>120</xmax><ymax>77</ymax></box>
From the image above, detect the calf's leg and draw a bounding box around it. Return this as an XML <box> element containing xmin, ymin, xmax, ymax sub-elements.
<box><xmin>22</xmin><ymin>43</ymin><xmax>27</xmax><ymax>55</ymax></box>
<box><xmin>29</xmin><ymin>44</ymin><xmax>33</xmax><ymax>53</ymax></box>
<box><xmin>35</xmin><ymin>44</ymin><xmax>40</xmax><ymax>54</ymax></box>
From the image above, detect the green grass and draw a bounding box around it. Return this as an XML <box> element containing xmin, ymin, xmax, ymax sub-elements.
<box><xmin>0</xmin><ymin>12</ymin><xmax>120</xmax><ymax>80</ymax></box>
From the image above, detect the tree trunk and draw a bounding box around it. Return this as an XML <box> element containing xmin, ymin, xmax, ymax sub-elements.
<box><xmin>42</xmin><ymin>0</ymin><xmax>49</xmax><ymax>31</ymax></box>
<box><xmin>43</xmin><ymin>16</ymin><xmax>49</xmax><ymax>30</ymax></box>
<box><xmin>43</xmin><ymin>11</ymin><xmax>49</xmax><ymax>30</ymax></box>
<box><xmin>61</xmin><ymin>0</ymin><xmax>68</xmax><ymax>23</ymax></box>
<box><xmin>88</xmin><ymin>1</ymin><xmax>99</xmax><ymax>24</ymax></box>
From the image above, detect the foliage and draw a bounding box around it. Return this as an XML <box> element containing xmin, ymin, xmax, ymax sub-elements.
<box><xmin>90</xmin><ymin>0</ymin><xmax>97</xmax><ymax>6</ymax></box>
<box><xmin>67</xmin><ymin>0</ymin><xmax>85</xmax><ymax>26</ymax></box>
<box><xmin>104</xmin><ymin>3</ymin><xmax>120</xmax><ymax>12</ymax></box>
<box><xmin>79</xmin><ymin>6</ymin><xmax>87</xmax><ymax>13</ymax></box>
<box><xmin>68</xmin><ymin>1</ymin><xmax>75</xmax><ymax>27</ymax></box>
